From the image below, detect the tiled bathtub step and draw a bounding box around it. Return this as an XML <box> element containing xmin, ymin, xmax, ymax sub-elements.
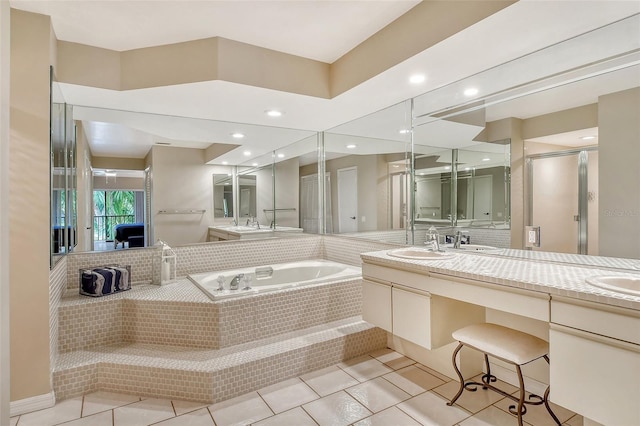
<box><xmin>53</xmin><ymin>317</ymin><xmax>387</xmax><ymax>403</ymax></box>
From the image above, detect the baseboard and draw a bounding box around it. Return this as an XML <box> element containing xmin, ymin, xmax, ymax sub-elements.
<box><xmin>10</xmin><ymin>391</ymin><xmax>55</xmax><ymax>417</ymax></box>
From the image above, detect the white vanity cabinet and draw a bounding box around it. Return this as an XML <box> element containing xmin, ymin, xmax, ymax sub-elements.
<box><xmin>362</xmin><ymin>268</ymin><xmax>484</xmax><ymax>350</ymax></box>
<box><xmin>550</xmin><ymin>297</ymin><xmax>640</xmax><ymax>426</ymax></box>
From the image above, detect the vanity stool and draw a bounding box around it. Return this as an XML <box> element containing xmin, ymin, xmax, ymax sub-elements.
<box><xmin>447</xmin><ymin>323</ymin><xmax>561</xmax><ymax>426</ymax></box>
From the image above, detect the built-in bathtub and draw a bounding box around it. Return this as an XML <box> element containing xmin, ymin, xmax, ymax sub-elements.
<box><xmin>188</xmin><ymin>259</ymin><xmax>361</xmax><ymax>300</ymax></box>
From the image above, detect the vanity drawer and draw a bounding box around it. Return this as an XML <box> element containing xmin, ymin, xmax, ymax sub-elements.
<box><xmin>550</xmin><ymin>324</ymin><xmax>640</xmax><ymax>426</ymax></box>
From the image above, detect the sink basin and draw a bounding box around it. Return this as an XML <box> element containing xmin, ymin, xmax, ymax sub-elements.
<box><xmin>387</xmin><ymin>248</ymin><xmax>456</xmax><ymax>260</ymax></box>
<box><xmin>444</xmin><ymin>244</ymin><xmax>498</xmax><ymax>251</ymax></box>
<box><xmin>586</xmin><ymin>276</ymin><xmax>640</xmax><ymax>297</ymax></box>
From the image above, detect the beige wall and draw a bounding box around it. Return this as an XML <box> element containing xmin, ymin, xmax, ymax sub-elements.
<box><xmin>151</xmin><ymin>145</ymin><xmax>216</xmax><ymax>246</ymax></box>
<box><xmin>93</xmin><ymin>176</ymin><xmax>144</xmax><ymax>191</ymax></box>
<box><xmin>598</xmin><ymin>87</ymin><xmax>640</xmax><ymax>258</ymax></box>
<box><xmin>1</xmin><ymin>0</ymin><xmax>11</xmax><ymax>420</ymax></box>
<box><xmin>9</xmin><ymin>9</ymin><xmax>53</xmax><ymax>402</ymax></box>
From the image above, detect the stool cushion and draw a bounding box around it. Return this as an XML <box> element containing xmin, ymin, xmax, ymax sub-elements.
<box><xmin>452</xmin><ymin>323</ymin><xmax>549</xmax><ymax>365</ymax></box>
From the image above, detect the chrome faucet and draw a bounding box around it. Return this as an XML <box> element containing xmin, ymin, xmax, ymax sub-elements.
<box><xmin>453</xmin><ymin>230</ymin><xmax>468</xmax><ymax>249</ymax></box>
<box><xmin>425</xmin><ymin>226</ymin><xmax>440</xmax><ymax>251</ymax></box>
<box><xmin>230</xmin><ymin>273</ymin><xmax>244</xmax><ymax>290</ymax></box>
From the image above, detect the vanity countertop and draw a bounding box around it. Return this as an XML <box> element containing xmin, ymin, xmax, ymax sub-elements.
<box><xmin>361</xmin><ymin>249</ymin><xmax>640</xmax><ymax>311</ymax></box>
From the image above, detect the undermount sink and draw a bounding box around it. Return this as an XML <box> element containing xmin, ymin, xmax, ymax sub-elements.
<box><xmin>387</xmin><ymin>248</ymin><xmax>456</xmax><ymax>260</ymax></box>
<box><xmin>445</xmin><ymin>244</ymin><xmax>499</xmax><ymax>251</ymax></box>
<box><xmin>586</xmin><ymin>276</ymin><xmax>640</xmax><ymax>297</ymax></box>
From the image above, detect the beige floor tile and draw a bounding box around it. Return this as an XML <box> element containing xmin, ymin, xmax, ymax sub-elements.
<box><xmin>432</xmin><ymin>379</ymin><xmax>506</xmax><ymax>414</ymax></box>
<box><xmin>82</xmin><ymin>390</ymin><xmax>141</xmax><ymax>417</ymax></box>
<box><xmin>346</xmin><ymin>376</ymin><xmax>411</xmax><ymax>413</ymax></box>
<box><xmin>113</xmin><ymin>398</ymin><xmax>175</xmax><ymax>426</ymax></box>
<box><xmin>302</xmin><ymin>391</ymin><xmax>372</xmax><ymax>426</ymax></box>
<box><xmin>353</xmin><ymin>406</ymin><xmax>422</xmax><ymax>426</ymax></box>
<box><xmin>171</xmin><ymin>400</ymin><xmax>209</xmax><ymax>416</ymax></box>
<box><xmin>460</xmin><ymin>406</ymin><xmax>521</xmax><ymax>426</ymax></box>
<box><xmin>397</xmin><ymin>391</ymin><xmax>471</xmax><ymax>426</ymax></box>
<box><xmin>415</xmin><ymin>363</ymin><xmax>454</xmax><ymax>382</ymax></box>
<box><xmin>493</xmin><ymin>391</ymin><xmax>575</xmax><ymax>426</ymax></box>
<box><xmin>54</xmin><ymin>410</ymin><xmax>113</xmax><ymax>426</ymax></box>
<box><xmin>564</xmin><ymin>414</ymin><xmax>583</xmax><ymax>426</ymax></box>
<box><xmin>300</xmin><ymin>365</ymin><xmax>359</xmax><ymax>397</ymax></box>
<box><xmin>17</xmin><ymin>396</ymin><xmax>83</xmax><ymax>426</ymax></box>
<box><xmin>253</xmin><ymin>407</ymin><xmax>318</xmax><ymax>426</ymax></box>
<box><xmin>61</xmin><ymin>410</ymin><xmax>113</xmax><ymax>426</ymax></box>
<box><xmin>258</xmin><ymin>377</ymin><xmax>319</xmax><ymax>414</ymax></box>
<box><xmin>209</xmin><ymin>391</ymin><xmax>273</xmax><ymax>426</ymax></box>
<box><xmin>383</xmin><ymin>365</ymin><xmax>446</xmax><ymax>395</ymax></box>
<box><xmin>369</xmin><ymin>349</ymin><xmax>416</xmax><ymax>370</ymax></box>
<box><xmin>151</xmin><ymin>408</ymin><xmax>215</xmax><ymax>426</ymax></box>
<box><xmin>338</xmin><ymin>355</ymin><xmax>393</xmax><ymax>382</ymax></box>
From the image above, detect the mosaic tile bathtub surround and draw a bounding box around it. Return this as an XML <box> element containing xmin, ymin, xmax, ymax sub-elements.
<box><xmin>58</xmin><ymin>276</ymin><xmax>364</xmax><ymax>352</ymax></box>
<box><xmin>52</xmin><ymin>235</ymin><xmax>396</xmax><ymax>404</ymax></box>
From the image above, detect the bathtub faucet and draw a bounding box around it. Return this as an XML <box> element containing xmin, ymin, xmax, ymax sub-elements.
<box><xmin>230</xmin><ymin>273</ymin><xmax>244</xmax><ymax>290</ymax></box>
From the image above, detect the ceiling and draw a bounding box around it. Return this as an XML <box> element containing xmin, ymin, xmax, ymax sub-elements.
<box><xmin>14</xmin><ymin>0</ymin><xmax>640</xmax><ymax>164</ymax></box>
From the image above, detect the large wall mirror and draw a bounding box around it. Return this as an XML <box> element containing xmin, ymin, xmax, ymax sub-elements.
<box><xmin>52</xmin><ymin>14</ymin><xmax>639</xmax><ymax>262</ymax></box>
<box><xmin>50</xmin><ymin>74</ymin><xmax>77</xmax><ymax>267</ymax></box>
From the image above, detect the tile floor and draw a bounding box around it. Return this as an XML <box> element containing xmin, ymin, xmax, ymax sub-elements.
<box><xmin>11</xmin><ymin>349</ymin><xmax>581</xmax><ymax>426</ymax></box>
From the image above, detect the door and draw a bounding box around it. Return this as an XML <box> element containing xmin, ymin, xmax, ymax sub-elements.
<box><xmin>337</xmin><ymin>167</ymin><xmax>358</xmax><ymax>233</ymax></box>
<box><xmin>528</xmin><ymin>149</ymin><xmax>597</xmax><ymax>254</ymax></box>
<box><xmin>472</xmin><ymin>175</ymin><xmax>493</xmax><ymax>220</ymax></box>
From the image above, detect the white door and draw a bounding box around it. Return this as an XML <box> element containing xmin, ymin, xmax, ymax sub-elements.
<box><xmin>337</xmin><ymin>167</ymin><xmax>358</xmax><ymax>233</ymax></box>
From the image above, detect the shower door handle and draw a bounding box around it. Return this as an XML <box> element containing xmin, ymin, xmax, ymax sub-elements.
<box><xmin>350</xmin><ymin>216</ymin><xmax>356</xmax><ymax>220</ymax></box>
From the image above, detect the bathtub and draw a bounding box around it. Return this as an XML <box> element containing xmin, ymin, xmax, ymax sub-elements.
<box><xmin>188</xmin><ymin>259</ymin><xmax>361</xmax><ymax>300</ymax></box>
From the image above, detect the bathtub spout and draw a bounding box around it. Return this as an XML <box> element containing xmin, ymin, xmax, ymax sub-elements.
<box><xmin>230</xmin><ymin>273</ymin><xmax>244</xmax><ymax>290</ymax></box>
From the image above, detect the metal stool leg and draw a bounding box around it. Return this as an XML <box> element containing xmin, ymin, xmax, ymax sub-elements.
<box><xmin>543</xmin><ymin>355</ymin><xmax>562</xmax><ymax>425</ymax></box>
<box><xmin>447</xmin><ymin>342</ymin><xmax>465</xmax><ymax>407</ymax></box>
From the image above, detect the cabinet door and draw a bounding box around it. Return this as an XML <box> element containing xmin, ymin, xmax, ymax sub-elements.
<box><xmin>550</xmin><ymin>326</ymin><xmax>640</xmax><ymax>426</ymax></box>
<box><xmin>362</xmin><ymin>280</ymin><xmax>392</xmax><ymax>332</ymax></box>
<box><xmin>392</xmin><ymin>286</ymin><xmax>431</xmax><ymax>349</ymax></box>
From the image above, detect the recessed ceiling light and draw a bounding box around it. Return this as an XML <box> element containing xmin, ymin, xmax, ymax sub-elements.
<box><xmin>464</xmin><ymin>88</ymin><xmax>479</xmax><ymax>96</ymax></box>
<box><xmin>277</xmin><ymin>153</ymin><xmax>285</xmax><ymax>158</ymax></box>
<box><xmin>580</xmin><ymin>136</ymin><xmax>596</xmax><ymax>140</ymax></box>
<box><xmin>266</xmin><ymin>110</ymin><xmax>283</xmax><ymax>117</ymax></box>
<box><xmin>231</xmin><ymin>133</ymin><xmax>245</xmax><ymax>139</ymax></box>
<box><xmin>346</xmin><ymin>144</ymin><xmax>357</xmax><ymax>149</ymax></box>
<box><xmin>252</xmin><ymin>163</ymin><xmax>258</xmax><ymax>167</ymax></box>
<box><xmin>445</xmin><ymin>166</ymin><xmax>451</xmax><ymax>170</ymax></box>
<box><xmin>419</xmin><ymin>172</ymin><xmax>425</xmax><ymax>175</ymax></box>
<box><xmin>482</xmin><ymin>157</ymin><xmax>491</xmax><ymax>161</ymax></box>
<box><xmin>464</xmin><ymin>167</ymin><xmax>471</xmax><ymax>171</ymax></box>
<box><xmin>393</xmin><ymin>165</ymin><xmax>400</xmax><ymax>168</ymax></box>
<box><xmin>243</xmin><ymin>151</ymin><xmax>251</xmax><ymax>156</ymax></box>
<box><xmin>409</xmin><ymin>74</ymin><xmax>426</xmax><ymax>84</ymax></box>
<box><xmin>222</xmin><ymin>161</ymin><xmax>228</xmax><ymax>165</ymax></box>
<box><xmin>399</xmin><ymin>129</ymin><xmax>411</xmax><ymax>134</ymax></box>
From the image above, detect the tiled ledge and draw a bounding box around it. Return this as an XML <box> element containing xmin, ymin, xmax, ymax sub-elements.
<box><xmin>53</xmin><ymin>317</ymin><xmax>387</xmax><ymax>403</ymax></box>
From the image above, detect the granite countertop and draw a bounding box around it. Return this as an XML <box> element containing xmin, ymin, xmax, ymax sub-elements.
<box><xmin>361</xmin><ymin>249</ymin><xmax>640</xmax><ymax>311</ymax></box>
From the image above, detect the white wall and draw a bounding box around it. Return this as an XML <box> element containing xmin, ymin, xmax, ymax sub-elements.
<box><xmin>151</xmin><ymin>145</ymin><xmax>216</xmax><ymax>246</ymax></box>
